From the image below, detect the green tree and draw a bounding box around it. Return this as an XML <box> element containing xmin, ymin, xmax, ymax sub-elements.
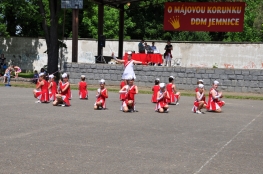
<box><xmin>38</xmin><ymin>0</ymin><xmax>60</xmax><ymax>74</ymax></box>
<box><xmin>0</xmin><ymin>0</ymin><xmax>42</xmax><ymax>37</ymax></box>
<box><xmin>80</xmin><ymin>2</ymin><xmax>135</xmax><ymax>39</ymax></box>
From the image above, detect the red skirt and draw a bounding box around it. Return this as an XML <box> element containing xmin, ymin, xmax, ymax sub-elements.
<box><xmin>35</xmin><ymin>91</ymin><xmax>49</xmax><ymax>102</ymax></box>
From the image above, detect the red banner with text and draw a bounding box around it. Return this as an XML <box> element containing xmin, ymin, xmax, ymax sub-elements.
<box><xmin>163</xmin><ymin>2</ymin><xmax>245</xmax><ymax>32</ymax></box>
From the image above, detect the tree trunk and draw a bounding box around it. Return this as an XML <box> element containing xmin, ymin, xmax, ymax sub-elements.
<box><xmin>38</xmin><ymin>0</ymin><xmax>60</xmax><ymax>76</ymax></box>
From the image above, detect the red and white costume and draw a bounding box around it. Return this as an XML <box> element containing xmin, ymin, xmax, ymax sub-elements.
<box><xmin>79</xmin><ymin>81</ymin><xmax>88</xmax><ymax>99</ymax></box>
<box><xmin>206</xmin><ymin>88</ymin><xmax>225</xmax><ymax>111</ymax></box>
<box><xmin>68</xmin><ymin>84</ymin><xmax>72</xmax><ymax>99</ymax></box>
<box><xmin>166</xmin><ymin>83</ymin><xmax>179</xmax><ymax>103</ymax></box>
<box><xmin>35</xmin><ymin>80</ymin><xmax>49</xmax><ymax>102</ymax></box>
<box><xmin>192</xmin><ymin>91</ymin><xmax>207</xmax><ymax>113</ymax></box>
<box><xmin>95</xmin><ymin>88</ymin><xmax>108</xmax><ymax>108</ymax></box>
<box><xmin>120</xmin><ymin>81</ymin><xmax>126</xmax><ymax>101</ymax></box>
<box><xmin>59</xmin><ymin>82</ymin><xmax>71</xmax><ymax>106</ymax></box>
<box><xmin>49</xmin><ymin>81</ymin><xmax>57</xmax><ymax>101</ymax></box>
<box><xmin>36</xmin><ymin>81</ymin><xmax>41</xmax><ymax>92</ymax></box>
<box><xmin>155</xmin><ymin>91</ymin><xmax>169</xmax><ymax>111</ymax></box>
<box><xmin>151</xmin><ymin>85</ymin><xmax>160</xmax><ymax>103</ymax></box>
<box><xmin>122</xmin><ymin>85</ymin><xmax>137</xmax><ymax>108</ymax></box>
<box><xmin>122</xmin><ymin>60</ymin><xmax>135</xmax><ymax>80</ymax></box>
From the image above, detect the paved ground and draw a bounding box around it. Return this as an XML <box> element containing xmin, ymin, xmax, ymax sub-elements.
<box><xmin>0</xmin><ymin>86</ymin><xmax>263</xmax><ymax>174</ymax></box>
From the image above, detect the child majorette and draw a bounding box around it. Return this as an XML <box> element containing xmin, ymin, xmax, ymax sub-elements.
<box><xmin>79</xmin><ymin>75</ymin><xmax>88</xmax><ymax>99</ymax></box>
<box><xmin>151</xmin><ymin>78</ymin><xmax>160</xmax><ymax>103</ymax></box>
<box><xmin>155</xmin><ymin>83</ymin><xmax>170</xmax><ymax>113</ymax></box>
<box><xmin>48</xmin><ymin>74</ymin><xmax>57</xmax><ymax>101</ymax></box>
<box><xmin>166</xmin><ymin>76</ymin><xmax>180</xmax><ymax>105</ymax></box>
<box><xmin>33</xmin><ymin>73</ymin><xmax>49</xmax><ymax>103</ymax></box>
<box><xmin>192</xmin><ymin>84</ymin><xmax>207</xmax><ymax>114</ymax></box>
<box><xmin>119</xmin><ymin>76</ymin><xmax>138</xmax><ymax>112</ymax></box>
<box><xmin>53</xmin><ymin>73</ymin><xmax>70</xmax><ymax>107</ymax></box>
<box><xmin>119</xmin><ymin>79</ymin><xmax>126</xmax><ymax>110</ymax></box>
<box><xmin>94</xmin><ymin>79</ymin><xmax>108</xmax><ymax>110</ymax></box>
<box><xmin>206</xmin><ymin>80</ymin><xmax>225</xmax><ymax>113</ymax></box>
<box><xmin>195</xmin><ymin>79</ymin><xmax>204</xmax><ymax>92</ymax></box>
<box><xmin>67</xmin><ymin>74</ymin><xmax>72</xmax><ymax>100</ymax></box>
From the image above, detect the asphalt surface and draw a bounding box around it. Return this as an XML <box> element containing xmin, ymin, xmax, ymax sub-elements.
<box><xmin>0</xmin><ymin>86</ymin><xmax>263</xmax><ymax>174</ymax></box>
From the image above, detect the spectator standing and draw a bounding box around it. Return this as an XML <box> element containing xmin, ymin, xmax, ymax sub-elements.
<box><xmin>138</xmin><ymin>39</ymin><xmax>145</xmax><ymax>53</ymax></box>
<box><xmin>0</xmin><ymin>54</ymin><xmax>6</xmax><ymax>73</ymax></box>
<box><xmin>164</xmin><ymin>40</ymin><xmax>173</xmax><ymax>67</ymax></box>
<box><xmin>150</xmin><ymin>42</ymin><xmax>157</xmax><ymax>52</ymax></box>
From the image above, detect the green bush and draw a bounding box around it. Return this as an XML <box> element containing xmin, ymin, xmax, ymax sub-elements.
<box><xmin>18</xmin><ymin>73</ymin><xmax>34</xmax><ymax>78</ymax></box>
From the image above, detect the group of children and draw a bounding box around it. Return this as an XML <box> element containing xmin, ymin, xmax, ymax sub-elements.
<box><xmin>151</xmin><ymin>78</ymin><xmax>225</xmax><ymax>113</ymax></box>
<box><xmin>2</xmin><ymin>65</ymin><xmax>22</xmax><ymax>83</ymax></box>
<box><xmin>32</xmin><ymin>72</ymin><xmax>225</xmax><ymax>113</ymax></box>
<box><xmin>151</xmin><ymin>76</ymin><xmax>181</xmax><ymax>113</ymax></box>
<box><xmin>33</xmin><ymin>73</ymin><xmax>72</xmax><ymax>107</ymax></box>
<box><xmin>192</xmin><ymin>80</ymin><xmax>225</xmax><ymax>113</ymax></box>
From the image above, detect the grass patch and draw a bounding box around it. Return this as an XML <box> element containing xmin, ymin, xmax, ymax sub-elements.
<box><xmin>1</xmin><ymin>82</ymin><xmax>263</xmax><ymax>100</ymax></box>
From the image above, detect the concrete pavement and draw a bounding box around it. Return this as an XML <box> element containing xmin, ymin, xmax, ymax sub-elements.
<box><xmin>0</xmin><ymin>87</ymin><xmax>262</xmax><ymax>174</ymax></box>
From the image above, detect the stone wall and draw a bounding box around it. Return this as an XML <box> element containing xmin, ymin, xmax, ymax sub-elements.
<box><xmin>1</xmin><ymin>37</ymin><xmax>263</xmax><ymax>72</ymax></box>
<box><xmin>64</xmin><ymin>62</ymin><xmax>263</xmax><ymax>93</ymax></box>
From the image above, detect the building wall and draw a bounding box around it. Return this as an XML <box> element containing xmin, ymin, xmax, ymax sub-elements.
<box><xmin>64</xmin><ymin>63</ymin><xmax>263</xmax><ymax>94</ymax></box>
<box><xmin>0</xmin><ymin>37</ymin><xmax>263</xmax><ymax>72</ymax></box>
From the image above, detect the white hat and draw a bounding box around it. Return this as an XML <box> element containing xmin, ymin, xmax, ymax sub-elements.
<box><xmin>99</xmin><ymin>79</ymin><xmax>105</xmax><ymax>83</ymax></box>
<box><xmin>126</xmin><ymin>75</ymin><xmax>134</xmax><ymax>80</ymax></box>
<box><xmin>49</xmin><ymin>74</ymin><xmax>54</xmax><ymax>78</ymax></box>
<box><xmin>81</xmin><ymin>75</ymin><xmax>85</xmax><ymax>78</ymax></box>
<box><xmin>127</xmin><ymin>51</ymin><xmax>132</xmax><ymax>55</ymax></box>
<box><xmin>214</xmin><ymin>80</ymin><xmax>219</xmax><ymax>85</ymax></box>
<box><xmin>62</xmin><ymin>73</ymin><xmax>68</xmax><ymax>78</ymax></box>
<box><xmin>39</xmin><ymin>73</ymin><xmax>45</xmax><ymax>77</ymax></box>
<box><xmin>198</xmin><ymin>79</ymin><xmax>204</xmax><ymax>83</ymax></box>
<box><xmin>159</xmin><ymin>83</ymin><xmax>165</xmax><ymax>88</ymax></box>
<box><xmin>155</xmin><ymin>78</ymin><xmax>160</xmax><ymax>81</ymax></box>
<box><xmin>198</xmin><ymin>84</ymin><xmax>204</xmax><ymax>88</ymax></box>
<box><xmin>169</xmin><ymin>76</ymin><xmax>174</xmax><ymax>79</ymax></box>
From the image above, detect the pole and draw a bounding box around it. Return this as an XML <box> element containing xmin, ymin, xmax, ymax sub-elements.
<box><xmin>72</xmin><ymin>8</ymin><xmax>79</xmax><ymax>62</ymax></box>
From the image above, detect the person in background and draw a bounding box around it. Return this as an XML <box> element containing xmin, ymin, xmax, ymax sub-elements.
<box><xmin>0</xmin><ymin>54</ymin><xmax>6</xmax><ymax>71</ymax></box>
<box><xmin>151</xmin><ymin>78</ymin><xmax>160</xmax><ymax>103</ymax></box>
<box><xmin>2</xmin><ymin>63</ymin><xmax>7</xmax><ymax>73</ymax></box>
<box><xmin>3</xmin><ymin>66</ymin><xmax>13</xmax><ymax>83</ymax></box>
<box><xmin>164</xmin><ymin>40</ymin><xmax>173</xmax><ymax>67</ymax></box>
<box><xmin>40</xmin><ymin>68</ymin><xmax>46</xmax><ymax>75</ymax></box>
<box><xmin>138</xmin><ymin>39</ymin><xmax>145</xmax><ymax>53</ymax></box>
<box><xmin>32</xmin><ymin>70</ymin><xmax>39</xmax><ymax>84</ymax></box>
<box><xmin>13</xmin><ymin>65</ymin><xmax>21</xmax><ymax>78</ymax></box>
<box><xmin>144</xmin><ymin>42</ymin><xmax>153</xmax><ymax>54</ymax></box>
<box><xmin>151</xmin><ymin>42</ymin><xmax>157</xmax><ymax>52</ymax></box>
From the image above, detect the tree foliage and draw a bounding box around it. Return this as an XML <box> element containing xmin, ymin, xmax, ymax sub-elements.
<box><xmin>0</xmin><ymin>0</ymin><xmax>263</xmax><ymax>42</ymax></box>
